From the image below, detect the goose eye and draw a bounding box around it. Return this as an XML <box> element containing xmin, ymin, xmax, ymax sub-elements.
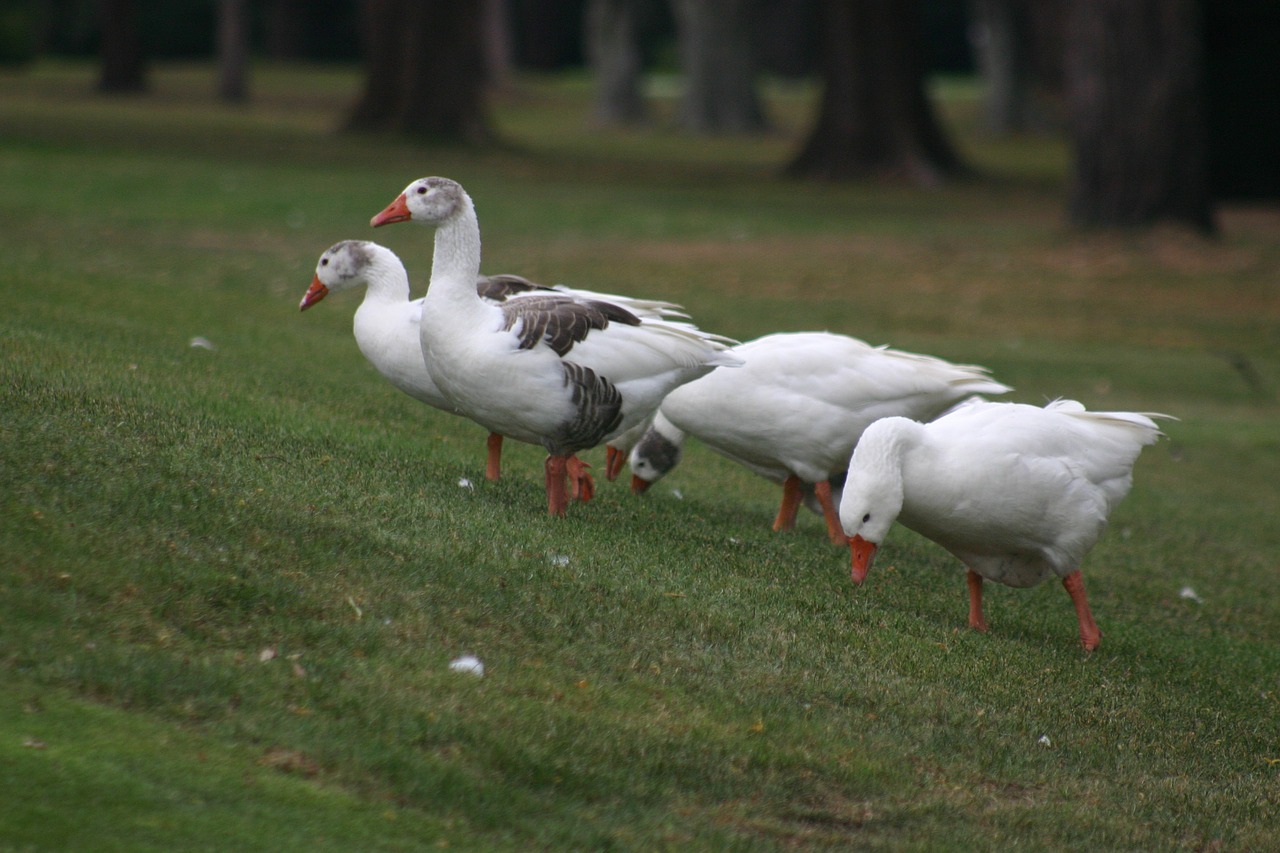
<box><xmin>320</xmin><ymin>258</ymin><xmax>328</xmax><ymax>266</ymax></box>
<box><xmin>416</xmin><ymin>185</ymin><xmax>428</xmax><ymax>195</ymax></box>
<box><xmin>862</xmin><ymin>513</ymin><xmax>871</xmax><ymax>523</ymax></box>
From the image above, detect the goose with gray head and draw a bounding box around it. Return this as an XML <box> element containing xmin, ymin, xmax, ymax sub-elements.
<box><xmin>370</xmin><ymin>176</ymin><xmax>739</xmax><ymax>516</ymax></box>
<box><xmin>299</xmin><ymin>240</ymin><xmax>678</xmax><ymax>488</ymax></box>
<box><xmin>627</xmin><ymin>331</ymin><xmax>1011</xmax><ymax>543</ymax></box>
<box><xmin>839</xmin><ymin>398</ymin><xmax>1171</xmax><ymax>650</ymax></box>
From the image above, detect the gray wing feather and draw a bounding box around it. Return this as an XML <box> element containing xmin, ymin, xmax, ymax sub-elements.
<box><xmin>547</xmin><ymin>362</ymin><xmax>624</xmax><ymax>453</ymax></box>
<box><xmin>475</xmin><ymin>274</ymin><xmax>554</xmax><ymax>302</ymax></box>
<box><xmin>501</xmin><ymin>295</ymin><xmax>641</xmax><ymax>356</ymax></box>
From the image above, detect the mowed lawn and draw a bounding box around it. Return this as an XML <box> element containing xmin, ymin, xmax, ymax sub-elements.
<box><xmin>2</xmin><ymin>62</ymin><xmax>1279</xmax><ymax>850</ymax></box>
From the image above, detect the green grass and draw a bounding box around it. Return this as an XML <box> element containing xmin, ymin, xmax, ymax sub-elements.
<box><xmin>3</xmin><ymin>61</ymin><xmax>1279</xmax><ymax>850</ymax></box>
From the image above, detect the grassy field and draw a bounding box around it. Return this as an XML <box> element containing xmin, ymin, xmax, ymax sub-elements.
<box><xmin>3</xmin><ymin>61</ymin><xmax>1279</xmax><ymax>850</ymax></box>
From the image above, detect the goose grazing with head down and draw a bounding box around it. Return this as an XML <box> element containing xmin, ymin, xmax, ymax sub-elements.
<box><xmin>839</xmin><ymin>399</ymin><xmax>1170</xmax><ymax>650</ymax></box>
<box><xmin>370</xmin><ymin>176</ymin><xmax>739</xmax><ymax>516</ymax></box>
<box><xmin>299</xmin><ymin>240</ymin><xmax>673</xmax><ymax>487</ymax></box>
<box><xmin>628</xmin><ymin>332</ymin><xmax>1011</xmax><ymax>543</ymax></box>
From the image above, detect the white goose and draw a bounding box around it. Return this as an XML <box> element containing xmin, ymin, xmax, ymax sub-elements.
<box><xmin>628</xmin><ymin>332</ymin><xmax>1011</xmax><ymax>543</ymax></box>
<box><xmin>299</xmin><ymin>240</ymin><xmax>686</xmax><ymax>490</ymax></box>
<box><xmin>839</xmin><ymin>399</ymin><xmax>1170</xmax><ymax>650</ymax></box>
<box><xmin>370</xmin><ymin>176</ymin><xmax>739</xmax><ymax>516</ymax></box>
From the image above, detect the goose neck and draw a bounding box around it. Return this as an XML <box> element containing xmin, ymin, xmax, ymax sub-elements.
<box><xmin>653</xmin><ymin>410</ymin><xmax>688</xmax><ymax>447</ymax></box>
<box><xmin>362</xmin><ymin>253</ymin><xmax>411</xmax><ymax>303</ymax></box>
<box><xmin>428</xmin><ymin>202</ymin><xmax>483</xmax><ymax>294</ymax></box>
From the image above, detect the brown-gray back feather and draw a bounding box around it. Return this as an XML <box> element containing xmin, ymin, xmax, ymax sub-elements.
<box><xmin>475</xmin><ymin>274</ymin><xmax>554</xmax><ymax>302</ymax></box>
<box><xmin>501</xmin><ymin>295</ymin><xmax>641</xmax><ymax>357</ymax></box>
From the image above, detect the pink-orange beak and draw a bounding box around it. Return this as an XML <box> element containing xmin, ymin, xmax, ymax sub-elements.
<box><xmin>299</xmin><ymin>275</ymin><xmax>329</xmax><ymax>311</ymax></box>
<box><xmin>370</xmin><ymin>193</ymin><xmax>411</xmax><ymax>227</ymax></box>
<box><xmin>630</xmin><ymin>474</ymin><xmax>652</xmax><ymax>495</ymax></box>
<box><xmin>849</xmin><ymin>534</ymin><xmax>877</xmax><ymax>584</ymax></box>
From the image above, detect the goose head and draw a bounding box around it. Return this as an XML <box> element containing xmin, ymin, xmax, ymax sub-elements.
<box><xmin>628</xmin><ymin>414</ymin><xmax>685</xmax><ymax>494</ymax></box>
<box><xmin>299</xmin><ymin>240</ymin><xmax>400</xmax><ymax>310</ymax></box>
<box><xmin>839</xmin><ymin>503</ymin><xmax>893</xmax><ymax>585</ymax></box>
<box><xmin>371</xmin><ymin>176</ymin><xmax>469</xmax><ymax>228</ymax></box>
<box><xmin>838</xmin><ymin>418</ymin><xmax>913</xmax><ymax>584</ymax></box>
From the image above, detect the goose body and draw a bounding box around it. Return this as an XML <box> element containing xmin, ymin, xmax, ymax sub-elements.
<box><xmin>628</xmin><ymin>332</ymin><xmax>1011</xmax><ymax>542</ymax></box>
<box><xmin>299</xmin><ymin>240</ymin><xmax>678</xmax><ymax>484</ymax></box>
<box><xmin>370</xmin><ymin>177</ymin><xmax>738</xmax><ymax>515</ymax></box>
<box><xmin>839</xmin><ymin>399</ymin><xmax>1170</xmax><ymax>649</ymax></box>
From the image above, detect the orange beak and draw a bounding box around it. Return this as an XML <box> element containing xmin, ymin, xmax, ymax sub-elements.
<box><xmin>370</xmin><ymin>193</ymin><xmax>411</xmax><ymax>227</ymax></box>
<box><xmin>630</xmin><ymin>474</ymin><xmax>652</xmax><ymax>495</ymax></box>
<box><xmin>849</xmin><ymin>534</ymin><xmax>877</xmax><ymax>584</ymax></box>
<box><xmin>299</xmin><ymin>276</ymin><xmax>329</xmax><ymax>311</ymax></box>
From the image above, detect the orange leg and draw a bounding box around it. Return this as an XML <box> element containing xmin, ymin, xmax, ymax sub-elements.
<box><xmin>566</xmin><ymin>455</ymin><xmax>595</xmax><ymax>503</ymax></box>
<box><xmin>772</xmin><ymin>475</ymin><xmax>803</xmax><ymax>532</ymax></box>
<box><xmin>544</xmin><ymin>455</ymin><xmax>570</xmax><ymax>517</ymax></box>
<box><xmin>604</xmin><ymin>445</ymin><xmax>624</xmax><ymax>481</ymax></box>
<box><xmin>967</xmin><ymin>569</ymin><xmax>989</xmax><ymax>632</ymax></box>
<box><xmin>813</xmin><ymin>479</ymin><xmax>847</xmax><ymax>545</ymax></box>
<box><xmin>1062</xmin><ymin>570</ymin><xmax>1102</xmax><ymax>651</ymax></box>
<box><xmin>485</xmin><ymin>433</ymin><xmax>503</xmax><ymax>481</ymax></box>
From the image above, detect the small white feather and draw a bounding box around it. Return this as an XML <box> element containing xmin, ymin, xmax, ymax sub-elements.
<box><xmin>449</xmin><ymin>655</ymin><xmax>484</xmax><ymax>677</ymax></box>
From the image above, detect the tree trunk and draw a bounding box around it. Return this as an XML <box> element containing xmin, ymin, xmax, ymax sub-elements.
<box><xmin>672</xmin><ymin>0</ymin><xmax>767</xmax><ymax>134</ymax></box>
<box><xmin>97</xmin><ymin>0</ymin><xmax>147</xmax><ymax>93</ymax></box>
<box><xmin>264</xmin><ymin>0</ymin><xmax>308</xmax><ymax>60</ymax></box>
<box><xmin>481</xmin><ymin>0</ymin><xmax>515</xmax><ymax>86</ymax></box>
<box><xmin>345</xmin><ymin>0</ymin><xmax>401</xmax><ymax>130</ymax></box>
<box><xmin>756</xmin><ymin>0</ymin><xmax>820</xmax><ymax>78</ymax></box>
<box><xmin>788</xmin><ymin>0</ymin><xmax>965</xmax><ymax>184</ymax></box>
<box><xmin>397</xmin><ymin>2</ymin><xmax>493</xmax><ymax>143</ymax></box>
<box><xmin>345</xmin><ymin>0</ymin><xmax>493</xmax><ymax>144</ymax></box>
<box><xmin>217</xmin><ymin>0</ymin><xmax>250</xmax><ymax>103</ymax></box>
<box><xmin>509</xmin><ymin>0</ymin><xmax>582</xmax><ymax>70</ymax></box>
<box><xmin>1203</xmin><ymin>1</ymin><xmax>1280</xmax><ymax>200</ymax></box>
<box><xmin>970</xmin><ymin>0</ymin><xmax>1030</xmax><ymax>134</ymax></box>
<box><xmin>1065</xmin><ymin>0</ymin><xmax>1214</xmax><ymax>232</ymax></box>
<box><xmin>585</xmin><ymin>0</ymin><xmax>648</xmax><ymax>126</ymax></box>
<box><xmin>1026</xmin><ymin>0</ymin><xmax>1066</xmax><ymax>97</ymax></box>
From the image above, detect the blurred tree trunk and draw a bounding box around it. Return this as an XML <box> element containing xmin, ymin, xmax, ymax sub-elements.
<box><xmin>756</xmin><ymin>0</ymin><xmax>820</xmax><ymax>78</ymax></box>
<box><xmin>672</xmin><ymin>0</ymin><xmax>767</xmax><ymax>133</ymax></box>
<box><xmin>586</xmin><ymin>0</ymin><xmax>648</xmax><ymax>126</ymax></box>
<box><xmin>264</xmin><ymin>0</ymin><xmax>308</xmax><ymax>59</ymax></box>
<box><xmin>1203</xmin><ymin>1</ymin><xmax>1280</xmax><ymax>200</ymax></box>
<box><xmin>397</xmin><ymin>2</ymin><xmax>491</xmax><ymax>142</ymax></box>
<box><xmin>345</xmin><ymin>0</ymin><xmax>401</xmax><ymax>129</ymax></box>
<box><xmin>509</xmin><ymin>0</ymin><xmax>582</xmax><ymax>69</ymax></box>
<box><xmin>1065</xmin><ymin>0</ymin><xmax>1215</xmax><ymax>232</ymax></box>
<box><xmin>97</xmin><ymin>0</ymin><xmax>147</xmax><ymax>93</ymax></box>
<box><xmin>1023</xmin><ymin>0</ymin><xmax>1069</xmax><ymax>131</ymax></box>
<box><xmin>481</xmin><ymin>0</ymin><xmax>514</xmax><ymax>86</ymax></box>
<box><xmin>788</xmin><ymin>0</ymin><xmax>965</xmax><ymax>183</ymax></box>
<box><xmin>217</xmin><ymin>0</ymin><xmax>250</xmax><ymax>102</ymax></box>
<box><xmin>345</xmin><ymin>0</ymin><xmax>494</xmax><ymax>144</ymax></box>
<box><xmin>970</xmin><ymin>0</ymin><xmax>1030</xmax><ymax>134</ymax></box>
